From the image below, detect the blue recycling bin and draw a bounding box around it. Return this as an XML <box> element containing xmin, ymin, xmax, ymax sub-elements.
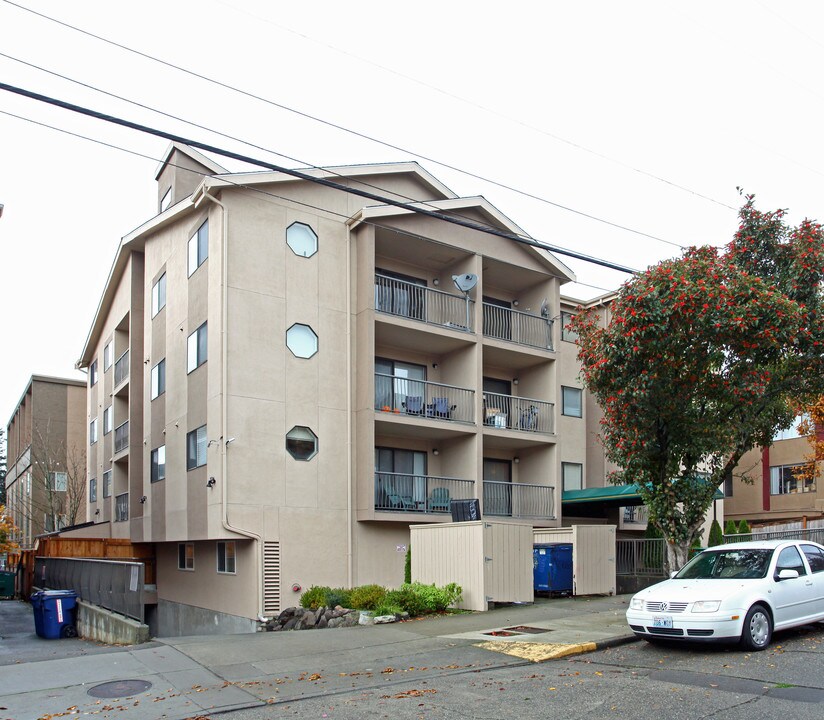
<box><xmin>533</xmin><ymin>543</ymin><xmax>573</xmax><ymax>595</ymax></box>
<box><xmin>31</xmin><ymin>590</ymin><xmax>78</xmax><ymax>639</ymax></box>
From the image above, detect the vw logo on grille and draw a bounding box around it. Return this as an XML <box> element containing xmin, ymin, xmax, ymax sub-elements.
<box><xmin>660</xmin><ymin>602</ymin><xmax>668</xmax><ymax>611</ymax></box>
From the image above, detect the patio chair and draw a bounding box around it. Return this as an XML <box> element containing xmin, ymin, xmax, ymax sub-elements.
<box><xmin>519</xmin><ymin>405</ymin><xmax>538</xmax><ymax>431</ymax></box>
<box><xmin>403</xmin><ymin>395</ymin><xmax>424</xmax><ymax>415</ymax></box>
<box><xmin>387</xmin><ymin>493</ymin><xmax>414</xmax><ymax>511</ymax></box>
<box><xmin>427</xmin><ymin>487</ymin><xmax>451</xmax><ymax>512</ymax></box>
<box><xmin>429</xmin><ymin>397</ymin><xmax>456</xmax><ymax>419</ymax></box>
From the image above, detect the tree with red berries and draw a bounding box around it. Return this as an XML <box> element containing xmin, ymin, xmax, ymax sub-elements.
<box><xmin>571</xmin><ymin>196</ymin><xmax>824</xmax><ymax>570</ymax></box>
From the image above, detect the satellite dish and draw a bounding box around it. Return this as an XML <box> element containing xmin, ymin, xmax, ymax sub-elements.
<box><xmin>452</xmin><ymin>273</ymin><xmax>478</xmax><ymax>293</ymax></box>
<box><xmin>540</xmin><ymin>298</ymin><xmax>548</xmax><ymax>318</ymax></box>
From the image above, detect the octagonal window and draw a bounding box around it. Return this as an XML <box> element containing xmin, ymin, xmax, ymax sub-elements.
<box><xmin>286</xmin><ymin>323</ymin><xmax>318</xmax><ymax>358</ymax></box>
<box><xmin>286</xmin><ymin>425</ymin><xmax>318</xmax><ymax>461</ymax></box>
<box><xmin>286</xmin><ymin>222</ymin><xmax>318</xmax><ymax>258</ymax></box>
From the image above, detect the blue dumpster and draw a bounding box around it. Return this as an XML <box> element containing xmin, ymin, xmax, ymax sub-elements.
<box><xmin>533</xmin><ymin>543</ymin><xmax>573</xmax><ymax>595</ymax></box>
<box><xmin>31</xmin><ymin>590</ymin><xmax>78</xmax><ymax>639</ymax></box>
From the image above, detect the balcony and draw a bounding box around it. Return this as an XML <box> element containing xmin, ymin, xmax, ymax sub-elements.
<box><xmin>375</xmin><ymin>472</ymin><xmax>475</xmax><ymax>514</ymax></box>
<box><xmin>114</xmin><ymin>350</ymin><xmax>129</xmax><ymax>387</ymax></box>
<box><xmin>483</xmin><ymin>481</ymin><xmax>555</xmax><ymax>520</ymax></box>
<box><xmin>375</xmin><ymin>274</ymin><xmax>474</xmax><ymax>332</ymax></box>
<box><xmin>375</xmin><ymin>373</ymin><xmax>475</xmax><ymax>424</ymax></box>
<box><xmin>483</xmin><ymin>303</ymin><xmax>553</xmax><ymax>350</ymax></box>
<box><xmin>115</xmin><ymin>492</ymin><xmax>129</xmax><ymax>522</ymax></box>
<box><xmin>114</xmin><ymin>421</ymin><xmax>129</xmax><ymax>454</ymax></box>
<box><xmin>483</xmin><ymin>393</ymin><xmax>554</xmax><ymax>434</ymax></box>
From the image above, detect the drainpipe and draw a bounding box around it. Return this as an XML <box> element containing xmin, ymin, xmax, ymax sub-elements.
<box><xmin>346</xmin><ymin>223</ymin><xmax>354</xmax><ymax>588</ymax></box>
<box><xmin>194</xmin><ymin>186</ymin><xmax>264</xmax><ymax>619</ymax></box>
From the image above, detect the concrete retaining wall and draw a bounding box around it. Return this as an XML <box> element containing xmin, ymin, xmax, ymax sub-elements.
<box><xmin>156</xmin><ymin>598</ymin><xmax>257</xmax><ymax>636</ymax></box>
<box><xmin>76</xmin><ymin>600</ymin><xmax>150</xmax><ymax>645</ymax></box>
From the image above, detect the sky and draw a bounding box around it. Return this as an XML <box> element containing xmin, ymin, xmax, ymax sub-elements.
<box><xmin>1</xmin><ymin>0</ymin><xmax>823</xmax><ymax>422</ymax></box>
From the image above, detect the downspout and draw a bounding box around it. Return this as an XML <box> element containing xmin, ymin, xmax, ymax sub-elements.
<box><xmin>194</xmin><ymin>186</ymin><xmax>264</xmax><ymax>619</ymax></box>
<box><xmin>346</xmin><ymin>223</ymin><xmax>354</xmax><ymax>588</ymax></box>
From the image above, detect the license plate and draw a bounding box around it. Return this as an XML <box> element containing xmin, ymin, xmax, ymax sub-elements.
<box><xmin>653</xmin><ymin>615</ymin><xmax>673</xmax><ymax>628</ymax></box>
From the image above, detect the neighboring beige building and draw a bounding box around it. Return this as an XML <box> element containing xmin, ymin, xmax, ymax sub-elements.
<box><xmin>75</xmin><ymin>143</ymin><xmax>586</xmax><ymax>635</ymax></box>
<box><xmin>725</xmin><ymin>426</ymin><xmax>824</xmax><ymax>526</ymax></box>
<box><xmin>4</xmin><ymin>375</ymin><xmax>87</xmax><ymax>547</ymax></box>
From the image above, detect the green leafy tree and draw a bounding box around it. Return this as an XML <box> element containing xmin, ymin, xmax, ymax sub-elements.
<box><xmin>737</xmin><ymin>519</ymin><xmax>752</xmax><ymax>536</ymax></box>
<box><xmin>572</xmin><ymin>196</ymin><xmax>824</xmax><ymax>571</ymax></box>
<box><xmin>708</xmin><ymin>519</ymin><xmax>723</xmax><ymax>547</ymax></box>
<box><xmin>724</xmin><ymin>519</ymin><xmax>739</xmax><ymax>540</ymax></box>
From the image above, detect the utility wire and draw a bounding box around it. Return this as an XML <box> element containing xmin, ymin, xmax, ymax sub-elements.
<box><xmin>1</xmin><ymin>0</ymin><xmax>685</xmax><ymax>250</ymax></box>
<box><xmin>0</xmin><ymin>81</ymin><xmax>640</xmax><ymax>274</ymax></box>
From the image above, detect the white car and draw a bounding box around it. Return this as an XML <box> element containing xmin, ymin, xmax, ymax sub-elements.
<box><xmin>626</xmin><ymin>539</ymin><xmax>824</xmax><ymax>650</ymax></box>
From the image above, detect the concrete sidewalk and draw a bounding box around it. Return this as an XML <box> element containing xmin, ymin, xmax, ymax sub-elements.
<box><xmin>0</xmin><ymin>594</ymin><xmax>635</xmax><ymax>720</ymax></box>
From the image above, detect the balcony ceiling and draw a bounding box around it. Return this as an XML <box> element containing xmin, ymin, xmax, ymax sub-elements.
<box><xmin>482</xmin><ymin>429</ymin><xmax>555</xmax><ymax>450</ymax></box>
<box><xmin>375</xmin><ymin>228</ymin><xmax>472</xmax><ymax>272</ymax></box>
<box><xmin>483</xmin><ymin>341</ymin><xmax>554</xmax><ymax>370</ymax></box>
<box><xmin>375</xmin><ymin>414</ymin><xmax>475</xmax><ymax>440</ymax></box>
<box><xmin>375</xmin><ymin>315</ymin><xmax>475</xmax><ymax>354</ymax></box>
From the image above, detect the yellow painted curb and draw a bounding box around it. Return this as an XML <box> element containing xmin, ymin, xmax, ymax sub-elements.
<box><xmin>474</xmin><ymin>640</ymin><xmax>598</xmax><ymax>662</ymax></box>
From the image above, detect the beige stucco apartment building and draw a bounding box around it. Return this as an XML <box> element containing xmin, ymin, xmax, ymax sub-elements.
<box><xmin>5</xmin><ymin>375</ymin><xmax>87</xmax><ymax>547</ymax></box>
<box><xmin>75</xmin><ymin>143</ymin><xmax>594</xmax><ymax>634</ymax></box>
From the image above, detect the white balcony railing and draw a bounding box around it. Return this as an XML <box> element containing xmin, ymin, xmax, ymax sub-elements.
<box><xmin>375</xmin><ymin>274</ymin><xmax>474</xmax><ymax>332</ymax></box>
<box><xmin>483</xmin><ymin>393</ymin><xmax>554</xmax><ymax>434</ymax></box>
<box><xmin>483</xmin><ymin>481</ymin><xmax>555</xmax><ymax>520</ymax></box>
<box><xmin>482</xmin><ymin>303</ymin><xmax>553</xmax><ymax>350</ymax></box>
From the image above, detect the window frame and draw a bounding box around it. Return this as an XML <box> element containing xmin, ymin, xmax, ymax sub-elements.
<box><xmin>561</xmin><ymin>386</ymin><xmax>583</xmax><ymax>418</ymax></box>
<box><xmin>89</xmin><ymin>360</ymin><xmax>98</xmax><ymax>386</ymax></box>
<box><xmin>187</xmin><ymin>425</ymin><xmax>207</xmax><ymax>470</ymax></box>
<box><xmin>187</xmin><ymin>219</ymin><xmax>209</xmax><ymax>277</ymax></box>
<box><xmin>217</xmin><ymin>540</ymin><xmax>236</xmax><ymax>574</ymax></box>
<box><xmin>286</xmin><ymin>425</ymin><xmax>318</xmax><ymax>461</ymax></box>
<box><xmin>286</xmin><ymin>221</ymin><xmax>318</xmax><ymax>258</ymax></box>
<box><xmin>286</xmin><ymin>323</ymin><xmax>318</xmax><ymax>359</ymax></box>
<box><xmin>770</xmin><ymin>464</ymin><xmax>812</xmax><ymax>495</ymax></box>
<box><xmin>47</xmin><ymin>471</ymin><xmax>68</xmax><ymax>492</ymax></box>
<box><xmin>151</xmin><ymin>272</ymin><xmax>167</xmax><ymax>317</ymax></box>
<box><xmin>178</xmin><ymin>542</ymin><xmax>195</xmax><ymax>571</ymax></box>
<box><xmin>187</xmin><ymin>322</ymin><xmax>208</xmax><ymax>373</ymax></box>
<box><xmin>103</xmin><ymin>406</ymin><xmax>113</xmax><ymax>435</ymax></box>
<box><xmin>115</xmin><ymin>492</ymin><xmax>129</xmax><ymax>522</ymax></box>
<box><xmin>560</xmin><ymin>311</ymin><xmax>579</xmax><ymax>343</ymax></box>
<box><xmin>103</xmin><ymin>342</ymin><xmax>113</xmax><ymax>371</ymax></box>
<box><xmin>90</xmin><ymin>418</ymin><xmax>98</xmax><ymax>445</ymax></box>
<box><xmin>151</xmin><ymin>358</ymin><xmax>166</xmax><ymax>399</ymax></box>
<box><xmin>103</xmin><ymin>469</ymin><xmax>112</xmax><ymax>498</ymax></box>
<box><xmin>151</xmin><ymin>445</ymin><xmax>166</xmax><ymax>483</ymax></box>
<box><xmin>89</xmin><ymin>477</ymin><xmax>97</xmax><ymax>503</ymax></box>
<box><xmin>801</xmin><ymin>544</ymin><xmax>824</xmax><ymax>573</ymax></box>
<box><xmin>561</xmin><ymin>462</ymin><xmax>583</xmax><ymax>492</ymax></box>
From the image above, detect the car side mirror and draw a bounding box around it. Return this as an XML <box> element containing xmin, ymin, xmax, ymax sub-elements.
<box><xmin>776</xmin><ymin>568</ymin><xmax>800</xmax><ymax>581</ymax></box>
<box><xmin>670</xmin><ymin>571</ymin><xmax>678</xmax><ymax>579</ymax></box>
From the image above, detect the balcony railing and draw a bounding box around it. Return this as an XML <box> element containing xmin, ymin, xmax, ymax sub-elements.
<box><xmin>115</xmin><ymin>493</ymin><xmax>129</xmax><ymax>522</ymax></box>
<box><xmin>483</xmin><ymin>393</ymin><xmax>554</xmax><ymax>434</ymax></box>
<box><xmin>114</xmin><ymin>421</ymin><xmax>129</xmax><ymax>454</ymax></box>
<box><xmin>622</xmin><ymin>505</ymin><xmax>649</xmax><ymax>526</ymax></box>
<box><xmin>375</xmin><ymin>471</ymin><xmax>475</xmax><ymax>514</ymax></box>
<box><xmin>483</xmin><ymin>481</ymin><xmax>555</xmax><ymax>520</ymax></box>
<box><xmin>616</xmin><ymin>538</ymin><xmax>666</xmax><ymax>577</ymax></box>
<box><xmin>375</xmin><ymin>373</ymin><xmax>475</xmax><ymax>424</ymax></box>
<box><xmin>482</xmin><ymin>303</ymin><xmax>553</xmax><ymax>350</ymax></box>
<box><xmin>114</xmin><ymin>350</ymin><xmax>129</xmax><ymax>386</ymax></box>
<box><xmin>375</xmin><ymin>274</ymin><xmax>474</xmax><ymax>332</ymax></box>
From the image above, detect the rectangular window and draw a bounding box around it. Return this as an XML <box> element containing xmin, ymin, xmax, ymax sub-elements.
<box><xmin>103</xmin><ymin>469</ymin><xmax>112</xmax><ymax>498</ymax></box>
<box><xmin>90</xmin><ymin>418</ymin><xmax>98</xmax><ymax>445</ymax></box>
<box><xmin>217</xmin><ymin>541</ymin><xmax>236</xmax><ymax>574</ymax></box>
<box><xmin>178</xmin><ymin>542</ymin><xmax>194</xmax><ymax>570</ymax></box>
<box><xmin>561</xmin><ymin>311</ymin><xmax>579</xmax><ymax>343</ymax></box>
<box><xmin>151</xmin><ymin>445</ymin><xmax>166</xmax><ymax>483</ymax></box>
<box><xmin>47</xmin><ymin>472</ymin><xmax>68</xmax><ymax>492</ymax></box>
<box><xmin>115</xmin><ymin>493</ymin><xmax>128</xmax><ymax>522</ymax></box>
<box><xmin>562</xmin><ymin>462</ymin><xmax>583</xmax><ymax>492</ymax></box>
<box><xmin>89</xmin><ymin>477</ymin><xmax>97</xmax><ymax>502</ymax></box>
<box><xmin>188</xmin><ymin>219</ymin><xmax>209</xmax><ymax>277</ymax></box>
<box><xmin>151</xmin><ymin>359</ymin><xmax>166</xmax><ymax>399</ymax></box>
<box><xmin>561</xmin><ymin>386</ymin><xmax>583</xmax><ymax>417</ymax></box>
<box><xmin>89</xmin><ymin>360</ymin><xmax>98</xmax><ymax>386</ymax></box>
<box><xmin>770</xmin><ymin>464</ymin><xmax>812</xmax><ymax>495</ymax></box>
<box><xmin>103</xmin><ymin>406</ymin><xmax>113</xmax><ymax>435</ymax></box>
<box><xmin>151</xmin><ymin>272</ymin><xmax>167</xmax><ymax>317</ymax></box>
<box><xmin>103</xmin><ymin>342</ymin><xmax>112</xmax><ymax>370</ymax></box>
<box><xmin>187</xmin><ymin>425</ymin><xmax>207</xmax><ymax>470</ymax></box>
<box><xmin>187</xmin><ymin>323</ymin><xmax>208</xmax><ymax>373</ymax></box>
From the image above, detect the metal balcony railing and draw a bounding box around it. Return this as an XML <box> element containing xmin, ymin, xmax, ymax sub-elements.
<box><xmin>483</xmin><ymin>481</ymin><xmax>555</xmax><ymax>520</ymax></box>
<box><xmin>375</xmin><ymin>373</ymin><xmax>475</xmax><ymax>424</ymax></box>
<box><xmin>483</xmin><ymin>393</ymin><xmax>554</xmax><ymax>434</ymax></box>
<box><xmin>114</xmin><ymin>350</ymin><xmax>129</xmax><ymax>386</ymax></box>
<box><xmin>622</xmin><ymin>505</ymin><xmax>649</xmax><ymax>526</ymax></box>
<box><xmin>616</xmin><ymin>538</ymin><xmax>667</xmax><ymax>577</ymax></box>
<box><xmin>374</xmin><ymin>471</ymin><xmax>475</xmax><ymax>514</ymax></box>
<box><xmin>375</xmin><ymin>274</ymin><xmax>474</xmax><ymax>332</ymax></box>
<box><xmin>115</xmin><ymin>493</ymin><xmax>129</xmax><ymax>522</ymax></box>
<box><xmin>482</xmin><ymin>303</ymin><xmax>553</xmax><ymax>350</ymax></box>
<box><xmin>114</xmin><ymin>421</ymin><xmax>129</xmax><ymax>454</ymax></box>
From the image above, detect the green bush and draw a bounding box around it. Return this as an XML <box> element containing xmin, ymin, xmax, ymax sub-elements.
<box><xmin>708</xmin><ymin>519</ymin><xmax>723</xmax><ymax>547</ymax></box>
<box><xmin>300</xmin><ymin>586</ymin><xmax>331</xmax><ymax>610</ymax></box>
<box><xmin>738</xmin><ymin>519</ymin><xmax>752</xmax><ymax>536</ymax></box>
<box><xmin>348</xmin><ymin>584</ymin><xmax>387</xmax><ymax>610</ymax></box>
<box><xmin>325</xmin><ymin>587</ymin><xmax>352</xmax><ymax>608</ymax></box>
<box><xmin>404</xmin><ymin>546</ymin><xmax>412</xmax><ymax>584</ymax></box>
<box><xmin>373</xmin><ymin>602</ymin><xmax>405</xmax><ymax>617</ymax></box>
<box><xmin>384</xmin><ymin>587</ymin><xmax>428</xmax><ymax>616</ymax></box>
<box><xmin>724</xmin><ymin>519</ymin><xmax>738</xmax><ymax>540</ymax></box>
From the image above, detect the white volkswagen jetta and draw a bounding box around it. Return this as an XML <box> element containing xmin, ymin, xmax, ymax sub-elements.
<box><xmin>626</xmin><ymin>539</ymin><xmax>824</xmax><ymax>650</ymax></box>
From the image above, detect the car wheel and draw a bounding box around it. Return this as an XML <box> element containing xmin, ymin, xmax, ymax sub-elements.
<box><xmin>740</xmin><ymin>604</ymin><xmax>771</xmax><ymax>651</ymax></box>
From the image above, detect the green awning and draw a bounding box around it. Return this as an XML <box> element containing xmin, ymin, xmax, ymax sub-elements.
<box><xmin>562</xmin><ymin>483</ymin><xmax>724</xmax><ymax>508</ymax></box>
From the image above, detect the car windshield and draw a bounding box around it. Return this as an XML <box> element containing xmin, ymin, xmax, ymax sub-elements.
<box><xmin>675</xmin><ymin>549</ymin><xmax>773</xmax><ymax>580</ymax></box>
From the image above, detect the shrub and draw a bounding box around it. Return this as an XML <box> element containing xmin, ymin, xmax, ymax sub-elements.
<box><xmin>384</xmin><ymin>587</ymin><xmax>428</xmax><ymax>617</ymax></box>
<box><xmin>707</xmin><ymin>519</ymin><xmax>723</xmax><ymax>547</ymax></box>
<box><xmin>724</xmin><ymin>519</ymin><xmax>738</xmax><ymax>540</ymax></box>
<box><xmin>348</xmin><ymin>584</ymin><xmax>387</xmax><ymax>610</ymax></box>
<box><xmin>738</xmin><ymin>519</ymin><xmax>752</xmax><ymax>536</ymax></box>
<box><xmin>300</xmin><ymin>586</ymin><xmax>331</xmax><ymax>610</ymax></box>
<box><xmin>373</xmin><ymin>602</ymin><xmax>405</xmax><ymax>617</ymax></box>
<box><xmin>404</xmin><ymin>546</ymin><xmax>412</xmax><ymax>584</ymax></box>
<box><xmin>325</xmin><ymin>587</ymin><xmax>352</xmax><ymax>609</ymax></box>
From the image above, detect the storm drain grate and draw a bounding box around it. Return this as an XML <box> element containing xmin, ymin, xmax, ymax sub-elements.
<box><xmin>88</xmin><ymin>680</ymin><xmax>153</xmax><ymax>699</ymax></box>
<box><xmin>482</xmin><ymin>630</ymin><xmax>520</xmax><ymax>637</ymax></box>
<box><xmin>504</xmin><ymin>626</ymin><xmax>553</xmax><ymax>635</ymax></box>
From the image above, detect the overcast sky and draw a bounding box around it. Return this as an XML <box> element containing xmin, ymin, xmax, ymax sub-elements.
<box><xmin>2</xmin><ymin>0</ymin><xmax>823</xmax><ymax>422</ymax></box>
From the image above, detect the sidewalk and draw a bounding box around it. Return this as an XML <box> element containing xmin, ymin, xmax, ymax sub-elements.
<box><xmin>0</xmin><ymin>594</ymin><xmax>635</xmax><ymax>720</ymax></box>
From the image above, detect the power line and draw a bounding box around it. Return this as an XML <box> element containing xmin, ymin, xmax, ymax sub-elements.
<box><xmin>0</xmin><ymin>81</ymin><xmax>640</xmax><ymax>275</ymax></box>
<box><xmin>1</xmin><ymin>0</ymin><xmax>686</xmax><ymax>250</ymax></box>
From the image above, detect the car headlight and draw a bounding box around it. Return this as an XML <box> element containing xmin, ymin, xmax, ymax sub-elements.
<box><xmin>629</xmin><ymin>597</ymin><xmax>644</xmax><ymax>610</ymax></box>
<box><xmin>691</xmin><ymin>600</ymin><xmax>721</xmax><ymax>613</ymax></box>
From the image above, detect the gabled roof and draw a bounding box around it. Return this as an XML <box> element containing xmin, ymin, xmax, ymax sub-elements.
<box><xmin>348</xmin><ymin>196</ymin><xmax>576</xmax><ymax>283</ymax></box>
<box><xmin>154</xmin><ymin>141</ymin><xmax>228</xmax><ymax>179</ymax></box>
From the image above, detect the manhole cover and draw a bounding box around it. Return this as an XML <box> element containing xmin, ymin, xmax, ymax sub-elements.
<box><xmin>88</xmin><ymin>680</ymin><xmax>153</xmax><ymax>699</ymax></box>
<box><xmin>483</xmin><ymin>630</ymin><xmax>520</xmax><ymax>637</ymax></box>
<box><xmin>504</xmin><ymin>626</ymin><xmax>552</xmax><ymax>635</ymax></box>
